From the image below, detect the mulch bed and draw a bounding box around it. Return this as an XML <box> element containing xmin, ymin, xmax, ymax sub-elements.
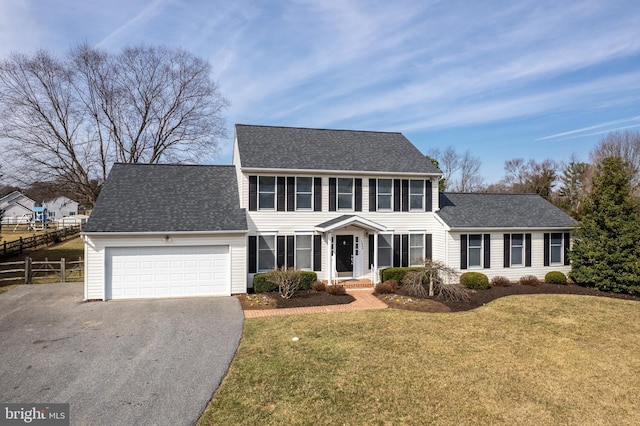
<box><xmin>378</xmin><ymin>283</ymin><xmax>640</xmax><ymax>313</ymax></box>
<box><xmin>238</xmin><ymin>290</ymin><xmax>355</xmax><ymax>310</ymax></box>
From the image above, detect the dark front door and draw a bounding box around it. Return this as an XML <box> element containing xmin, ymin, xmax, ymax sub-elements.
<box><xmin>336</xmin><ymin>235</ymin><xmax>354</xmax><ymax>273</ymax></box>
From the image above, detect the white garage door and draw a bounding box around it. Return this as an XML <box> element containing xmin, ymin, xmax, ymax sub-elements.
<box><xmin>106</xmin><ymin>246</ymin><xmax>229</xmax><ymax>299</ymax></box>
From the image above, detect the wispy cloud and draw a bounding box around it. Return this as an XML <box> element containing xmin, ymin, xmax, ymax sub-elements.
<box><xmin>96</xmin><ymin>0</ymin><xmax>172</xmax><ymax>48</ymax></box>
<box><xmin>538</xmin><ymin>116</ymin><xmax>640</xmax><ymax>141</ymax></box>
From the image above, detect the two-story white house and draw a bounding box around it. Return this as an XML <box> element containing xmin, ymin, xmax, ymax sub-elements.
<box><xmin>82</xmin><ymin>124</ymin><xmax>576</xmax><ymax>300</ymax></box>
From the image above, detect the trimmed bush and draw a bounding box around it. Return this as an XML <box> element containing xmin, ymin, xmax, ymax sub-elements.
<box><xmin>380</xmin><ymin>267</ymin><xmax>425</xmax><ymax>283</ymax></box>
<box><xmin>374</xmin><ymin>280</ymin><xmax>398</xmax><ymax>294</ymax></box>
<box><xmin>491</xmin><ymin>276</ymin><xmax>512</xmax><ymax>287</ymax></box>
<box><xmin>519</xmin><ymin>275</ymin><xmax>540</xmax><ymax>286</ymax></box>
<box><xmin>326</xmin><ymin>284</ymin><xmax>346</xmax><ymax>295</ymax></box>
<box><xmin>545</xmin><ymin>271</ymin><xmax>567</xmax><ymax>285</ymax></box>
<box><xmin>253</xmin><ymin>270</ymin><xmax>318</xmax><ymax>293</ymax></box>
<box><xmin>460</xmin><ymin>272</ymin><xmax>490</xmax><ymax>290</ymax></box>
<box><xmin>311</xmin><ymin>280</ymin><xmax>326</xmax><ymax>292</ymax></box>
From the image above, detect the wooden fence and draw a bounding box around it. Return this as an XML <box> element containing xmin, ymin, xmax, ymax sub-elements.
<box><xmin>0</xmin><ymin>225</ymin><xmax>82</xmax><ymax>259</ymax></box>
<box><xmin>0</xmin><ymin>257</ymin><xmax>84</xmax><ymax>284</ymax></box>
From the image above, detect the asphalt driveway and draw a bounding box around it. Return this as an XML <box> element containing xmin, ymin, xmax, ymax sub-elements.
<box><xmin>0</xmin><ymin>282</ymin><xmax>244</xmax><ymax>426</ymax></box>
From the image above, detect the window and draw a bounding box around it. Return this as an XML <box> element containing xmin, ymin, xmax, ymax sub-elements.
<box><xmin>295</xmin><ymin>235</ymin><xmax>312</xmax><ymax>269</ymax></box>
<box><xmin>296</xmin><ymin>177</ymin><xmax>312</xmax><ymax>210</ymax></box>
<box><xmin>409</xmin><ymin>234</ymin><xmax>424</xmax><ymax>266</ymax></box>
<box><xmin>258</xmin><ymin>176</ymin><xmax>275</xmax><ymax>209</ymax></box>
<box><xmin>511</xmin><ymin>234</ymin><xmax>524</xmax><ymax>266</ymax></box>
<box><xmin>258</xmin><ymin>235</ymin><xmax>275</xmax><ymax>271</ymax></box>
<box><xmin>550</xmin><ymin>233</ymin><xmax>563</xmax><ymax>264</ymax></box>
<box><xmin>337</xmin><ymin>178</ymin><xmax>353</xmax><ymax>210</ymax></box>
<box><xmin>377</xmin><ymin>179</ymin><xmax>392</xmax><ymax>210</ymax></box>
<box><xmin>468</xmin><ymin>234</ymin><xmax>482</xmax><ymax>268</ymax></box>
<box><xmin>409</xmin><ymin>180</ymin><xmax>424</xmax><ymax>210</ymax></box>
<box><xmin>377</xmin><ymin>234</ymin><xmax>392</xmax><ymax>268</ymax></box>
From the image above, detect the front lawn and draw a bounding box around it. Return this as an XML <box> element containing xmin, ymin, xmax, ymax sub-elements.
<box><xmin>200</xmin><ymin>295</ymin><xmax>640</xmax><ymax>425</ymax></box>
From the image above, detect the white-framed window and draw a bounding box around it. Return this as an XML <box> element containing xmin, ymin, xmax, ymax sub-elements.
<box><xmin>377</xmin><ymin>234</ymin><xmax>393</xmax><ymax>268</ymax></box>
<box><xmin>409</xmin><ymin>180</ymin><xmax>424</xmax><ymax>210</ymax></box>
<box><xmin>550</xmin><ymin>233</ymin><xmax>563</xmax><ymax>264</ymax></box>
<box><xmin>409</xmin><ymin>234</ymin><xmax>424</xmax><ymax>266</ymax></box>
<box><xmin>295</xmin><ymin>234</ymin><xmax>312</xmax><ymax>270</ymax></box>
<box><xmin>468</xmin><ymin>234</ymin><xmax>483</xmax><ymax>268</ymax></box>
<box><xmin>511</xmin><ymin>233</ymin><xmax>524</xmax><ymax>266</ymax></box>
<box><xmin>258</xmin><ymin>235</ymin><xmax>276</xmax><ymax>271</ymax></box>
<box><xmin>296</xmin><ymin>177</ymin><xmax>312</xmax><ymax>210</ymax></box>
<box><xmin>337</xmin><ymin>178</ymin><xmax>353</xmax><ymax>210</ymax></box>
<box><xmin>258</xmin><ymin>176</ymin><xmax>276</xmax><ymax>210</ymax></box>
<box><xmin>377</xmin><ymin>179</ymin><xmax>392</xmax><ymax>210</ymax></box>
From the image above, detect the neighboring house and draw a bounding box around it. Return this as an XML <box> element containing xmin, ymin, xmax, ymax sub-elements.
<box><xmin>83</xmin><ymin>124</ymin><xmax>577</xmax><ymax>301</ymax></box>
<box><xmin>0</xmin><ymin>191</ymin><xmax>36</xmax><ymax>224</ymax></box>
<box><xmin>44</xmin><ymin>196</ymin><xmax>79</xmax><ymax>220</ymax></box>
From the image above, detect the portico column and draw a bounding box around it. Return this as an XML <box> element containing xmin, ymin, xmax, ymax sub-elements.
<box><xmin>326</xmin><ymin>231</ymin><xmax>333</xmax><ymax>285</ymax></box>
<box><xmin>373</xmin><ymin>232</ymin><xmax>379</xmax><ymax>284</ymax></box>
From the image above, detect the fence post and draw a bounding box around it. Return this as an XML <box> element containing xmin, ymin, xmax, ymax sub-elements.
<box><xmin>61</xmin><ymin>258</ymin><xmax>66</xmax><ymax>283</ymax></box>
<box><xmin>24</xmin><ymin>257</ymin><xmax>32</xmax><ymax>284</ymax></box>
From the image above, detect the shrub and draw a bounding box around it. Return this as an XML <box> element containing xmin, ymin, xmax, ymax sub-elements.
<box><xmin>264</xmin><ymin>268</ymin><xmax>303</xmax><ymax>299</ymax></box>
<box><xmin>298</xmin><ymin>271</ymin><xmax>318</xmax><ymax>290</ymax></box>
<box><xmin>519</xmin><ymin>275</ymin><xmax>540</xmax><ymax>286</ymax></box>
<box><xmin>253</xmin><ymin>270</ymin><xmax>317</xmax><ymax>293</ymax></box>
<box><xmin>311</xmin><ymin>280</ymin><xmax>326</xmax><ymax>292</ymax></box>
<box><xmin>545</xmin><ymin>271</ymin><xmax>567</xmax><ymax>285</ymax></box>
<box><xmin>326</xmin><ymin>284</ymin><xmax>346</xmax><ymax>295</ymax></box>
<box><xmin>460</xmin><ymin>272</ymin><xmax>490</xmax><ymax>290</ymax></box>
<box><xmin>374</xmin><ymin>280</ymin><xmax>398</xmax><ymax>295</ymax></box>
<box><xmin>380</xmin><ymin>267</ymin><xmax>425</xmax><ymax>283</ymax></box>
<box><xmin>491</xmin><ymin>276</ymin><xmax>512</xmax><ymax>287</ymax></box>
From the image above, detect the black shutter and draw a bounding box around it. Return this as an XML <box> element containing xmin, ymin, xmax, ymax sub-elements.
<box><xmin>286</xmin><ymin>235</ymin><xmax>295</xmax><ymax>268</ymax></box>
<box><xmin>369</xmin><ymin>235</ymin><xmax>375</xmax><ymax>266</ymax></box>
<box><xmin>287</xmin><ymin>177</ymin><xmax>295</xmax><ymax>211</ymax></box>
<box><xmin>369</xmin><ymin>179</ymin><xmax>377</xmax><ymax>212</ymax></box>
<box><xmin>393</xmin><ymin>234</ymin><xmax>401</xmax><ymax>267</ymax></box>
<box><xmin>329</xmin><ymin>178</ymin><xmax>336</xmax><ymax>211</ymax></box>
<box><xmin>525</xmin><ymin>234</ymin><xmax>532</xmax><ymax>267</ymax></box>
<box><xmin>544</xmin><ymin>233</ymin><xmax>550</xmax><ymax>266</ymax></box>
<box><xmin>313</xmin><ymin>235</ymin><xmax>322</xmax><ymax>271</ymax></box>
<box><xmin>355</xmin><ymin>178</ymin><xmax>362</xmax><ymax>212</ymax></box>
<box><xmin>393</xmin><ymin>179</ymin><xmax>401</xmax><ymax>211</ymax></box>
<box><xmin>425</xmin><ymin>234</ymin><xmax>433</xmax><ymax>260</ymax></box>
<box><xmin>460</xmin><ymin>234</ymin><xmax>468</xmax><ymax>270</ymax></box>
<box><xmin>401</xmin><ymin>179</ymin><xmax>409</xmax><ymax>212</ymax></box>
<box><xmin>503</xmin><ymin>234</ymin><xmax>511</xmax><ymax>268</ymax></box>
<box><xmin>314</xmin><ymin>177</ymin><xmax>322</xmax><ymax>211</ymax></box>
<box><xmin>277</xmin><ymin>235</ymin><xmax>285</xmax><ymax>268</ymax></box>
<box><xmin>249</xmin><ymin>176</ymin><xmax>257</xmax><ymax>211</ymax></box>
<box><xmin>425</xmin><ymin>179</ymin><xmax>433</xmax><ymax>212</ymax></box>
<box><xmin>484</xmin><ymin>234</ymin><xmax>491</xmax><ymax>269</ymax></box>
<box><xmin>401</xmin><ymin>234</ymin><xmax>409</xmax><ymax>267</ymax></box>
<box><xmin>277</xmin><ymin>177</ymin><xmax>285</xmax><ymax>211</ymax></box>
<box><xmin>248</xmin><ymin>236</ymin><xmax>257</xmax><ymax>273</ymax></box>
<box><xmin>563</xmin><ymin>232</ymin><xmax>571</xmax><ymax>265</ymax></box>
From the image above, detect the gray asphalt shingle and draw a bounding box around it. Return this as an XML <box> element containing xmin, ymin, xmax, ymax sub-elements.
<box><xmin>437</xmin><ymin>192</ymin><xmax>578</xmax><ymax>229</ymax></box>
<box><xmin>235</xmin><ymin>124</ymin><xmax>441</xmax><ymax>174</ymax></box>
<box><xmin>84</xmin><ymin>164</ymin><xmax>247</xmax><ymax>233</ymax></box>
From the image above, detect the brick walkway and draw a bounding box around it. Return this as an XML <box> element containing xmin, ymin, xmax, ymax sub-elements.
<box><xmin>243</xmin><ymin>289</ymin><xmax>388</xmax><ymax>319</ymax></box>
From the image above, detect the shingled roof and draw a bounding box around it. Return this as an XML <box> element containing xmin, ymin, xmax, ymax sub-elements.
<box><xmin>437</xmin><ymin>193</ymin><xmax>578</xmax><ymax>229</ymax></box>
<box><xmin>84</xmin><ymin>164</ymin><xmax>247</xmax><ymax>233</ymax></box>
<box><xmin>235</xmin><ymin>124</ymin><xmax>441</xmax><ymax>175</ymax></box>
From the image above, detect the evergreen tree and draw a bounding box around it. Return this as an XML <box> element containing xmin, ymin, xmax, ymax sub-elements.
<box><xmin>569</xmin><ymin>156</ymin><xmax>640</xmax><ymax>294</ymax></box>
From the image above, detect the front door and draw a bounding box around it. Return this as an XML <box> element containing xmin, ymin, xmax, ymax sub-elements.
<box><xmin>336</xmin><ymin>235</ymin><xmax>353</xmax><ymax>275</ymax></box>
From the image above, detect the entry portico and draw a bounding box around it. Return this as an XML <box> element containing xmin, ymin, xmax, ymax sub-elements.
<box><xmin>315</xmin><ymin>215</ymin><xmax>386</xmax><ymax>285</ymax></box>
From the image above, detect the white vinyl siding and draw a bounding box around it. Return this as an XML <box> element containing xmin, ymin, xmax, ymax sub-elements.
<box><xmin>258</xmin><ymin>176</ymin><xmax>276</xmax><ymax>210</ymax></box>
<box><xmin>377</xmin><ymin>179</ymin><xmax>392</xmax><ymax>211</ymax></box>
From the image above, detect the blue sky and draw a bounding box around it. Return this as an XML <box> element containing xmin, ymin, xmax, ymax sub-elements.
<box><xmin>1</xmin><ymin>0</ymin><xmax>639</xmax><ymax>183</ymax></box>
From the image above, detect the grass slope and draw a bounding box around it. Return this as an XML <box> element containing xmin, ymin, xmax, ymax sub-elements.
<box><xmin>200</xmin><ymin>295</ymin><xmax>640</xmax><ymax>425</ymax></box>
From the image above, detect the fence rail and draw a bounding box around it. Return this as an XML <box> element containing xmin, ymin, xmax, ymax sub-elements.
<box><xmin>0</xmin><ymin>225</ymin><xmax>82</xmax><ymax>259</ymax></box>
<box><xmin>0</xmin><ymin>257</ymin><xmax>84</xmax><ymax>284</ymax></box>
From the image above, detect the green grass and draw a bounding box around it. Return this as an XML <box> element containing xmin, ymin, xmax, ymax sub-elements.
<box><xmin>199</xmin><ymin>295</ymin><xmax>640</xmax><ymax>425</ymax></box>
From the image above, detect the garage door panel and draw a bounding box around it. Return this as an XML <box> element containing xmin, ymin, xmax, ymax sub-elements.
<box><xmin>106</xmin><ymin>245</ymin><xmax>229</xmax><ymax>299</ymax></box>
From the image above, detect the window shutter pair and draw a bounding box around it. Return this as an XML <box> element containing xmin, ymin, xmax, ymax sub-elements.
<box><xmin>460</xmin><ymin>234</ymin><xmax>490</xmax><ymax>269</ymax></box>
<box><xmin>543</xmin><ymin>232</ymin><xmax>571</xmax><ymax>266</ymax></box>
<box><xmin>249</xmin><ymin>235</ymin><xmax>321</xmax><ymax>272</ymax></box>
<box><xmin>503</xmin><ymin>234</ymin><xmax>532</xmax><ymax>267</ymax></box>
<box><xmin>328</xmin><ymin>178</ymin><xmax>362</xmax><ymax>211</ymax></box>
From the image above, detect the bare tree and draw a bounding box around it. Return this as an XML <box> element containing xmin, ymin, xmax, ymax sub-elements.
<box><xmin>497</xmin><ymin>158</ymin><xmax>557</xmax><ymax>199</ymax></box>
<box><xmin>428</xmin><ymin>146</ymin><xmax>483</xmax><ymax>191</ymax></box>
<box><xmin>428</xmin><ymin>146</ymin><xmax>459</xmax><ymax>190</ymax></box>
<box><xmin>0</xmin><ymin>45</ymin><xmax>228</xmax><ymax>205</ymax></box>
<box><xmin>590</xmin><ymin>130</ymin><xmax>640</xmax><ymax>192</ymax></box>
<box><xmin>457</xmin><ymin>150</ymin><xmax>484</xmax><ymax>192</ymax></box>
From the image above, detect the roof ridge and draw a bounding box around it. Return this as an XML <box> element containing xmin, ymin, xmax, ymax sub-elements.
<box><xmin>235</xmin><ymin>123</ymin><xmax>402</xmax><ymax>135</ymax></box>
<box><xmin>112</xmin><ymin>163</ymin><xmax>235</xmax><ymax>168</ymax></box>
